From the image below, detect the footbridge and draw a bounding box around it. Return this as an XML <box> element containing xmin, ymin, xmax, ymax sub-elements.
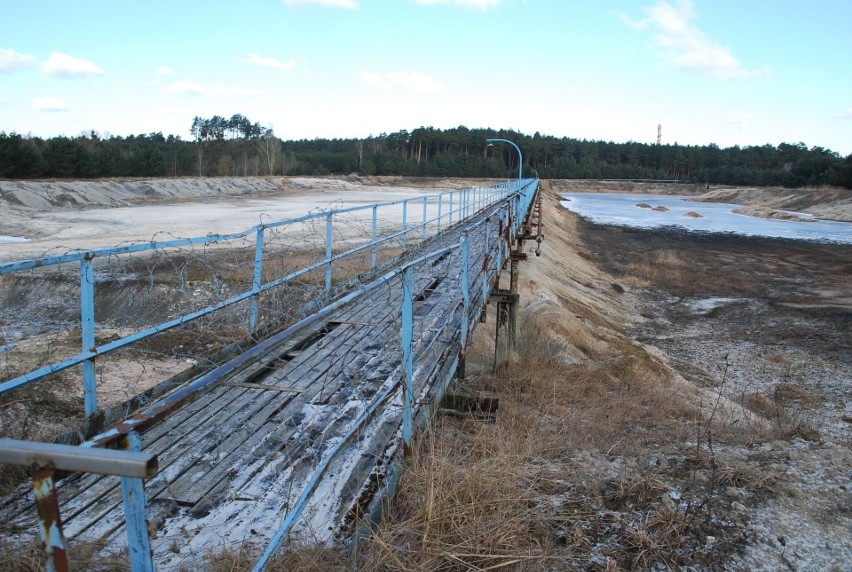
<box><xmin>0</xmin><ymin>177</ymin><xmax>542</xmax><ymax>570</ymax></box>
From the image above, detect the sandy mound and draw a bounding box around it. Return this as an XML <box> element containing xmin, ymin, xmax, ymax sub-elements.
<box><xmin>733</xmin><ymin>205</ymin><xmax>814</xmax><ymax>222</ymax></box>
<box><xmin>0</xmin><ymin>177</ymin><xmax>288</xmax><ymax>211</ymax></box>
<box><xmin>695</xmin><ymin>186</ymin><xmax>852</xmax><ymax>222</ymax></box>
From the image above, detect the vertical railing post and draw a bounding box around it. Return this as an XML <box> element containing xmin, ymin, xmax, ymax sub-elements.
<box><xmin>33</xmin><ymin>467</ymin><xmax>69</xmax><ymax>572</ymax></box>
<box><xmin>325</xmin><ymin>212</ymin><xmax>333</xmax><ymax>292</ymax></box>
<box><xmin>422</xmin><ymin>196</ymin><xmax>428</xmax><ymax>240</ymax></box>
<box><xmin>496</xmin><ymin>207</ymin><xmax>504</xmax><ymax>270</ymax></box>
<box><xmin>250</xmin><ymin>226</ymin><xmax>265</xmax><ymax>332</ymax></box>
<box><xmin>515</xmin><ymin>192</ymin><xmax>521</xmax><ymax>234</ymax></box>
<box><xmin>463</xmin><ymin>189</ymin><xmax>468</xmax><ymax>220</ymax></box>
<box><xmin>402</xmin><ymin>199</ymin><xmax>408</xmax><ymax>251</ymax></box>
<box><xmin>80</xmin><ymin>254</ymin><xmax>97</xmax><ymax>419</ymax></box>
<box><xmin>371</xmin><ymin>205</ymin><xmax>378</xmax><ymax>268</ymax></box>
<box><xmin>461</xmin><ymin>235</ymin><xmax>469</xmax><ymax>348</ymax></box>
<box><xmin>120</xmin><ymin>431</ymin><xmax>155</xmax><ymax>572</ymax></box>
<box><xmin>437</xmin><ymin>194</ymin><xmax>443</xmax><ymax>233</ymax></box>
<box><xmin>401</xmin><ymin>266</ymin><xmax>414</xmax><ymax>456</ymax></box>
<box><xmin>449</xmin><ymin>192</ymin><xmax>454</xmax><ymax>226</ymax></box>
<box><xmin>483</xmin><ymin>218</ymin><xmax>490</xmax><ymax>305</ymax></box>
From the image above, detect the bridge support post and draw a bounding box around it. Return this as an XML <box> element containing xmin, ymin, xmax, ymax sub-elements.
<box><xmin>492</xmin><ymin>238</ymin><xmax>524</xmax><ymax>371</ymax></box>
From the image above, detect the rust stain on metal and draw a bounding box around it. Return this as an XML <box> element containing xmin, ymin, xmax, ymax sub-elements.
<box><xmin>33</xmin><ymin>467</ymin><xmax>69</xmax><ymax>572</ymax></box>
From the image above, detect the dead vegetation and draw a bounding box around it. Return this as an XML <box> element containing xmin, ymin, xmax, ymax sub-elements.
<box><xmin>242</xmin><ymin>324</ymin><xmax>757</xmax><ymax>571</ymax></box>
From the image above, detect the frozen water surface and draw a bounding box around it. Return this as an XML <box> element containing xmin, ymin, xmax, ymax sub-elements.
<box><xmin>559</xmin><ymin>193</ymin><xmax>852</xmax><ymax>244</ymax></box>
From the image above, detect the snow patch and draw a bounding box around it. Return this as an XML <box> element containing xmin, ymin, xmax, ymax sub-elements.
<box><xmin>686</xmin><ymin>297</ymin><xmax>742</xmax><ymax>314</ymax></box>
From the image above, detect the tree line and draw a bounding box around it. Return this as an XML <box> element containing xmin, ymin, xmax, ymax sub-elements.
<box><xmin>1</xmin><ymin>119</ymin><xmax>850</xmax><ymax>189</ymax></box>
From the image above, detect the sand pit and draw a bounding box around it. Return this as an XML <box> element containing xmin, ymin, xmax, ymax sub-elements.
<box><xmin>0</xmin><ymin>177</ymin><xmax>478</xmax><ymax>262</ymax></box>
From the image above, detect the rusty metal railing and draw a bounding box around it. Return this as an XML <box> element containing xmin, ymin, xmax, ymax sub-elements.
<box><xmin>0</xmin><ymin>436</ymin><xmax>158</xmax><ymax>571</ymax></box>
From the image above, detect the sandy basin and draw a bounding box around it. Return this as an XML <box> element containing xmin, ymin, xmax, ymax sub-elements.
<box><xmin>0</xmin><ymin>177</ymin><xmax>474</xmax><ymax>262</ymax></box>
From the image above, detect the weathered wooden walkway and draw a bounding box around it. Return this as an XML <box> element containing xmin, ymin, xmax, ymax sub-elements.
<box><xmin>1</xmin><ymin>182</ymin><xmax>538</xmax><ymax>569</ymax></box>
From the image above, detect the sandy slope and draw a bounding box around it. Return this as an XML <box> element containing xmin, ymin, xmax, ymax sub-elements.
<box><xmin>693</xmin><ymin>186</ymin><xmax>852</xmax><ymax>222</ymax></box>
<box><xmin>506</xmin><ymin>181</ymin><xmax>851</xmax><ymax>570</ymax></box>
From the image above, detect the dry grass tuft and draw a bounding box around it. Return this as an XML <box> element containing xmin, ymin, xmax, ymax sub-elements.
<box><xmin>773</xmin><ymin>382</ymin><xmax>819</xmax><ymax>406</ymax></box>
<box><xmin>204</xmin><ymin>544</ymin><xmax>261</xmax><ymax>572</ymax></box>
<box><xmin>364</xmin><ymin>424</ymin><xmax>556</xmax><ymax>571</ymax></box>
<box><xmin>714</xmin><ymin>465</ymin><xmax>774</xmax><ymax>492</ymax></box>
<box><xmin>602</xmin><ymin>473</ymin><xmax>668</xmax><ymax>509</ymax></box>
<box><xmin>741</xmin><ymin>391</ymin><xmax>821</xmax><ymax>441</ymax></box>
<box><xmin>621</xmin><ymin>505</ymin><xmax>689</xmax><ymax>570</ymax></box>
<box><xmin>0</xmin><ymin>538</ymin><xmax>43</xmax><ymax>572</ymax></box>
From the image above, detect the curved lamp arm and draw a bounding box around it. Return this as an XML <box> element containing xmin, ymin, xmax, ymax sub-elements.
<box><xmin>486</xmin><ymin>138</ymin><xmax>523</xmax><ymax>191</ymax></box>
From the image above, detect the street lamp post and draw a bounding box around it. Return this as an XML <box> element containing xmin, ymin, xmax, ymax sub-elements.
<box><xmin>486</xmin><ymin>138</ymin><xmax>522</xmax><ymax>192</ymax></box>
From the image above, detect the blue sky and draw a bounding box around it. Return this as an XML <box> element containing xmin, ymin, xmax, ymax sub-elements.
<box><xmin>1</xmin><ymin>0</ymin><xmax>850</xmax><ymax>155</ymax></box>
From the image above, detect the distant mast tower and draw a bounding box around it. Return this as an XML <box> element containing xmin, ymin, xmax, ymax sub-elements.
<box><xmin>657</xmin><ymin>124</ymin><xmax>662</xmax><ymax>145</ymax></box>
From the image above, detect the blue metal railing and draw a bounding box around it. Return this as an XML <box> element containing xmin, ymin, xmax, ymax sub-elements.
<box><xmin>0</xmin><ymin>177</ymin><xmax>539</xmax><ymax>572</ymax></box>
<box><xmin>0</xmin><ymin>180</ymin><xmax>523</xmax><ymax>420</ymax></box>
<box><xmin>254</xmin><ymin>177</ymin><xmax>539</xmax><ymax>569</ymax></box>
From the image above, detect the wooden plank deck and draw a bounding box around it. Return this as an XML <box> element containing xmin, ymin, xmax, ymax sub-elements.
<box><xmin>0</xmin><ymin>201</ymin><xmax>503</xmax><ymax>568</ymax></box>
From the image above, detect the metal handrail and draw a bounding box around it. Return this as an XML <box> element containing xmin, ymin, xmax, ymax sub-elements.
<box><xmin>0</xmin><ymin>180</ymin><xmax>525</xmax><ymax>420</ymax></box>
<box><xmin>0</xmin><ymin>436</ymin><xmax>158</xmax><ymax>572</ymax></box>
<box><xmin>254</xmin><ymin>178</ymin><xmax>539</xmax><ymax>569</ymax></box>
<box><xmin>0</xmin><ymin>177</ymin><xmax>540</xmax><ymax>572</ymax></box>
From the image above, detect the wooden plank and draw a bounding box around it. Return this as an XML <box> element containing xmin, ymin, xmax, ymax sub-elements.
<box><xmin>50</xmin><ymin>306</ymin><xmax>381</xmax><ymax>521</ymax></box>
<box><xmin>224</xmin><ymin>382</ymin><xmax>304</xmax><ymax>393</ymax></box>
<box><xmin>167</xmin><ymin>324</ymin><xmax>397</xmax><ymax>505</ymax></box>
<box><xmin>68</xmin><ymin>318</ymin><xmax>392</xmax><ymax>520</ymax></box>
<box><xmin>59</xmin><ymin>319</ymin><xmax>382</xmax><ymax>537</ymax></box>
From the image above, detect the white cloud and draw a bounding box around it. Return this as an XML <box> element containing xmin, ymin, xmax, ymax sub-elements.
<box><xmin>157</xmin><ymin>66</ymin><xmax>175</xmax><ymax>75</ymax></box>
<box><xmin>622</xmin><ymin>0</ymin><xmax>768</xmax><ymax>80</ymax></box>
<box><xmin>0</xmin><ymin>48</ymin><xmax>38</xmax><ymax>72</ymax></box>
<box><xmin>838</xmin><ymin>108</ymin><xmax>852</xmax><ymax>121</ymax></box>
<box><xmin>164</xmin><ymin>79</ymin><xmax>261</xmax><ymax>96</ymax></box>
<box><xmin>415</xmin><ymin>0</ymin><xmax>501</xmax><ymax>8</ymax></box>
<box><xmin>42</xmin><ymin>52</ymin><xmax>105</xmax><ymax>78</ymax></box>
<box><xmin>246</xmin><ymin>53</ymin><xmax>297</xmax><ymax>71</ymax></box>
<box><xmin>32</xmin><ymin>96</ymin><xmax>68</xmax><ymax>111</ymax></box>
<box><xmin>361</xmin><ymin>71</ymin><xmax>442</xmax><ymax>93</ymax></box>
<box><xmin>282</xmin><ymin>0</ymin><xmax>358</xmax><ymax>7</ymax></box>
